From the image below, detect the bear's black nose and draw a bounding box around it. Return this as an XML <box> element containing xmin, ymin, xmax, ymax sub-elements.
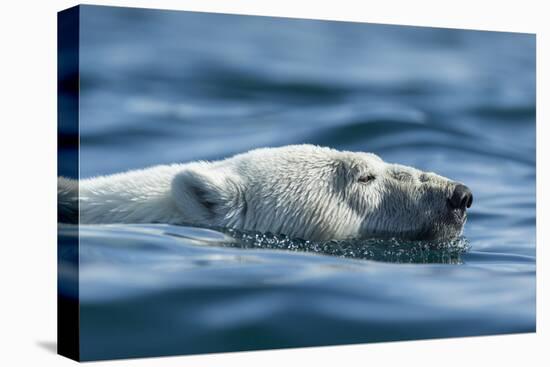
<box><xmin>448</xmin><ymin>184</ymin><xmax>473</xmax><ymax>210</ymax></box>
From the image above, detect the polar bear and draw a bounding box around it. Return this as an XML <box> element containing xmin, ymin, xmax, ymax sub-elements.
<box><xmin>58</xmin><ymin>144</ymin><xmax>472</xmax><ymax>241</ymax></box>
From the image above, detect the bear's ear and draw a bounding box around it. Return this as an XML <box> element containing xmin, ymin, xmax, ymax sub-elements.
<box><xmin>171</xmin><ymin>167</ymin><xmax>242</xmax><ymax>223</ymax></box>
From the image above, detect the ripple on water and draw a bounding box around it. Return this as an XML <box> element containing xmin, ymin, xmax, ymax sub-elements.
<box><xmin>203</xmin><ymin>227</ymin><xmax>472</xmax><ymax>264</ymax></box>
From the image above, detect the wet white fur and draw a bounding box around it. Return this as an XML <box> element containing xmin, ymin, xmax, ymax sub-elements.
<box><xmin>58</xmin><ymin>145</ymin><xmax>462</xmax><ymax>240</ymax></box>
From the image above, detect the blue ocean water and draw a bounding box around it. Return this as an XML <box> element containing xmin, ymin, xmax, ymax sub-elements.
<box><xmin>59</xmin><ymin>5</ymin><xmax>536</xmax><ymax>360</ymax></box>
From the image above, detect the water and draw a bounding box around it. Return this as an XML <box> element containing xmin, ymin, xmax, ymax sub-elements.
<box><xmin>59</xmin><ymin>5</ymin><xmax>536</xmax><ymax>361</ymax></box>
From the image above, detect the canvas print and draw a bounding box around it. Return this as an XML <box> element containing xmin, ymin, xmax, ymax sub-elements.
<box><xmin>57</xmin><ymin>5</ymin><xmax>536</xmax><ymax>361</ymax></box>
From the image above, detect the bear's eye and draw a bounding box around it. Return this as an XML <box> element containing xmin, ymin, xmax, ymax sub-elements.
<box><xmin>358</xmin><ymin>174</ymin><xmax>376</xmax><ymax>184</ymax></box>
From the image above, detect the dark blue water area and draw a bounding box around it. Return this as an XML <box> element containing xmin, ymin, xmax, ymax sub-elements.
<box><xmin>62</xmin><ymin>5</ymin><xmax>535</xmax><ymax>360</ymax></box>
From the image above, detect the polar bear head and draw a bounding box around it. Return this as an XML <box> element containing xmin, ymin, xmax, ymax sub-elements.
<box><xmin>172</xmin><ymin>145</ymin><xmax>472</xmax><ymax>241</ymax></box>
